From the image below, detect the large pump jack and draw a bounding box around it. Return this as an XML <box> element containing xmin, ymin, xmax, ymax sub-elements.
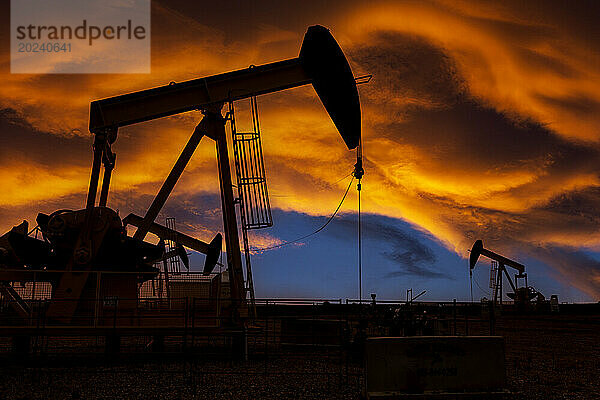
<box><xmin>0</xmin><ymin>25</ymin><xmax>361</xmax><ymax>325</ymax></box>
<box><xmin>470</xmin><ymin>240</ymin><xmax>543</xmax><ymax>307</ymax></box>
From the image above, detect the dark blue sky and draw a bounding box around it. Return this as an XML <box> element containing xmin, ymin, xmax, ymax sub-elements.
<box><xmin>186</xmin><ymin>206</ymin><xmax>591</xmax><ymax>302</ymax></box>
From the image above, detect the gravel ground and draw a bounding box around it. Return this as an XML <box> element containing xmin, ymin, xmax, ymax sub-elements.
<box><xmin>0</xmin><ymin>314</ymin><xmax>597</xmax><ymax>399</ymax></box>
<box><xmin>0</xmin><ymin>358</ymin><xmax>363</xmax><ymax>400</ymax></box>
<box><xmin>502</xmin><ymin>316</ymin><xmax>600</xmax><ymax>400</ymax></box>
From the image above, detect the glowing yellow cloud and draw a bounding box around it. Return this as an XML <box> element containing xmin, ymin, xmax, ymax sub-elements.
<box><xmin>1</xmin><ymin>1</ymin><xmax>600</xmax><ymax>298</ymax></box>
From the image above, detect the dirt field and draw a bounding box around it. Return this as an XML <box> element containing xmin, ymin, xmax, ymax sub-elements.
<box><xmin>501</xmin><ymin>315</ymin><xmax>600</xmax><ymax>400</ymax></box>
<box><xmin>0</xmin><ymin>311</ymin><xmax>598</xmax><ymax>399</ymax></box>
<box><xmin>0</xmin><ymin>356</ymin><xmax>363</xmax><ymax>400</ymax></box>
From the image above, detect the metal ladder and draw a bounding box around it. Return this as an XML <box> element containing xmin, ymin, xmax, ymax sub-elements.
<box><xmin>166</xmin><ymin>217</ymin><xmax>182</xmax><ymax>274</ymax></box>
<box><xmin>489</xmin><ymin>260</ymin><xmax>498</xmax><ymax>289</ymax></box>
<box><xmin>229</xmin><ymin>97</ymin><xmax>273</xmax><ymax>317</ymax></box>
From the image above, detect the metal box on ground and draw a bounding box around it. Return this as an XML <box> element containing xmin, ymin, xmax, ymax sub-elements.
<box><xmin>366</xmin><ymin>336</ymin><xmax>507</xmax><ymax>399</ymax></box>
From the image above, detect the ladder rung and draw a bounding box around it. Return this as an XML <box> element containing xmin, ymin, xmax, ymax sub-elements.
<box><xmin>239</xmin><ymin>177</ymin><xmax>266</xmax><ymax>184</ymax></box>
<box><xmin>234</xmin><ymin>132</ymin><xmax>260</xmax><ymax>141</ymax></box>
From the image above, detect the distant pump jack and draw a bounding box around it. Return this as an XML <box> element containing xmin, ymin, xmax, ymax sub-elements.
<box><xmin>469</xmin><ymin>240</ymin><xmax>543</xmax><ymax>307</ymax></box>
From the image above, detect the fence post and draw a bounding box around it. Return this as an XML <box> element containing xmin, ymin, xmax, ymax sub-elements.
<box><xmin>191</xmin><ymin>297</ymin><xmax>195</xmax><ymax>348</ymax></box>
<box><xmin>94</xmin><ymin>272</ymin><xmax>101</xmax><ymax>328</ymax></box>
<box><xmin>184</xmin><ymin>296</ymin><xmax>189</xmax><ymax>351</ymax></box>
<box><xmin>489</xmin><ymin>301</ymin><xmax>496</xmax><ymax>335</ymax></box>
<box><xmin>30</xmin><ymin>272</ymin><xmax>37</xmax><ymax>326</ymax></box>
<box><xmin>34</xmin><ymin>298</ymin><xmax>41</xmax><ymax>354</ymax></box>
<box><xmin>453</xmin><ymin>299</ymin><xmax>457</xmax><ymax>335</ymax></box>
<box><xmin>113</xmin><ymin>298</ymin><xmax>118</xmax><ymax>329</ymax></box>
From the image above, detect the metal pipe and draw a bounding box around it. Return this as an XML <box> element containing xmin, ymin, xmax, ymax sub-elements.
<box><xmin>502</xmin><ymin>267</ymin><xmax>517</xmax><ymax>292</ymax></box>
<box><xmin>124</xmin><ymin>213</ymin><xmax>213</xmax><ymax>254</ymax></box>
<box><xmin>132</xmin><ymin>120</ymin><xmax>207</xmax><ymax>241</ymax></box>
<box><xmin>90</xmin><ymin>59</ymin><xmax>309</xmax><ymax>133</ymax></box>
<box><xmin>98</xmin><ymin>164</ymin><xmax>113</xmax><ymax>207</ymax></box>
<box><xmin>480</xmin><ymin>248</ymin><xmax>525</xmax><ymax>274</ymax></box>
<box><xmin>85</xmin><ymin>137</ymin><xmax>104</xmax><ymax>210</ymax></box>
<box><xmin>214</xmin><ymin>118</ymin><xmax>245</xmax><ymax>303</ymax></box>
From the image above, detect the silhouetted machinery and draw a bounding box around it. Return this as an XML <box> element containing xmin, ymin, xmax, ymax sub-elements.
<box><xmin>470</xmin><ymin>240</ymin><xmax>543</xmax><ymax>306</ymax></box>
<box><xmin>0</xmin><ymin>25</ymin><xmax>361</xmax><ymax>327</ymax></box>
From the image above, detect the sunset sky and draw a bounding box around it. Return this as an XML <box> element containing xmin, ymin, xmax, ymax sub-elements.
<box><xmin>1</xmin><ymin>0</ymin><xmax>599</xmax><ymax>302</ymax></box>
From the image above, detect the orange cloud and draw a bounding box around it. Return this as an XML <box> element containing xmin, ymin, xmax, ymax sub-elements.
<box><xmin>344</xmin><ymin>1</ymin><xmax>600</xmax><ymax>142</ymax></box>
<box><xmin>1</xmin><ymin>1</ymin><xmax>600</xmax><ymax>298</ymax></box>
